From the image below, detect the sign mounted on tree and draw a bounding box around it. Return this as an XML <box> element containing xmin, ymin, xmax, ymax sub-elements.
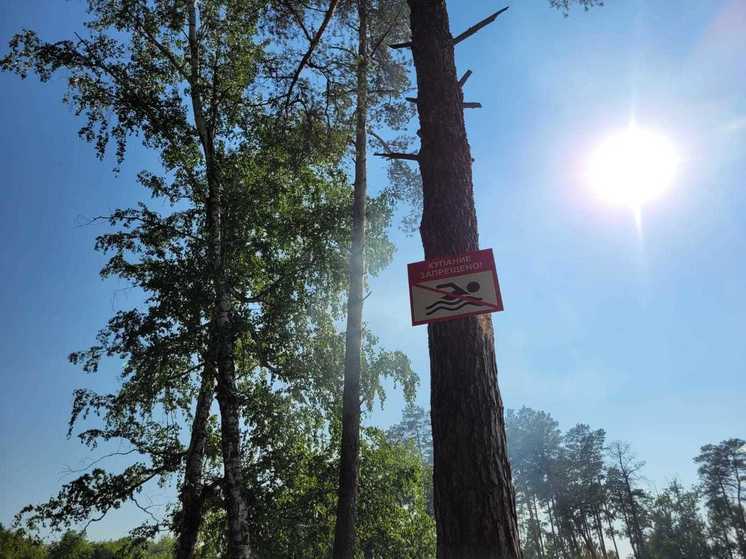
<box><xmin>407</xmin><ymin>248</ymin><xmax>503</xmax><ymax>326</ymax></box>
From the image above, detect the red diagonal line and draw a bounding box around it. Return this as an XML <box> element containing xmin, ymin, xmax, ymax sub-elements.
<box><xmin>413</xmin><ymin>282</ymin><xmax>502</xmax><ymax>311</ymax></box>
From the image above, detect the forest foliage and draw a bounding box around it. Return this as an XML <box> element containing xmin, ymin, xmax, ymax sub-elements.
<box><xmin>3</xmin><ymin>405</ymin><xmax>743</xmax><ymax>558</ymax></box>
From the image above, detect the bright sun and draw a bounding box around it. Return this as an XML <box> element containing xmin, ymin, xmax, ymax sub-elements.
<box><xmin>587</xmin><ymin>124</ymin><xmax>680</xmax><ymax>209</ymax></box>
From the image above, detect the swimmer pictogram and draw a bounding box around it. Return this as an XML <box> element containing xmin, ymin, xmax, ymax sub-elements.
<box><xmin>407</xmin><ymin>249</ymin><xmax>504</xmax><ymax>326</ymax></box>
<box><xmin>425</xmin><ymin>281</ymin><xmax>484</xmax><ymax>315</ymax></box>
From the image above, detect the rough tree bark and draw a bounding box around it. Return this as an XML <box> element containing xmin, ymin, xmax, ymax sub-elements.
<box><xmin>333</xmin><ymin>1</ymin><xmax>368</xmax><ymax>556</ymax></box>
<box><xmin>188</xmin><ymin>2</ymin><xmax>251</xmax><ymax>557</ymax></box>
<box><xmin>405</xmin><ymin>1</ymin><xmax>521</xmax><ymax>557</ymax></box>
<box><xmin>175</xmin><ymin>369</ymin><xmax>215</xmax><ymax>559</ymax></box>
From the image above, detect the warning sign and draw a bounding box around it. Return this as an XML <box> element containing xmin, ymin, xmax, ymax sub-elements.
<box><xmin>407</xmin><ymin>248</ymin><xmax>503</xmax><ymax>326</ymax></box>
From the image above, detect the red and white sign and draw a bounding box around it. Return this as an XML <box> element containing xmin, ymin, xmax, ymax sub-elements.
<box><xmin>407</xmin><ymin>248</ymin><xmax>504</xmax><ymax>326</ymax></box>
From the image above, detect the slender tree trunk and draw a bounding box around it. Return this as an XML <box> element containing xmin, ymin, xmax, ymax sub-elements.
<box><xmin>719</xmin><ymin>521</ymin><xmax>735</xmax><ymax>559</ymax></box>
<box><xmin>527</xmin><ymin>495</ymin><xmax>543</xmax><ymax>559</ymax></box>
<box><xmin>719</xmin><ymin>475</ymin><xmax>746</xmax><ymax>557</ymax></box>
<box><xmin>548</xmin><ymin>497</ymin><xmax>570</xmax><ymax>559</ymax></box>
<box><xmin>624</xmin><ymin>507</ymin><xmax>639</xmax><ymax>559</ymax></box>
<box><xmin>579</xmin><ymin>517</ymin><xmax>598</xmax><ymax>559</ymax></box>
<box><xmin>210</xmin><ymin>187</ymin><xmax>251</xmax><ymax>559</ymax></box>
<box><xmin>176</xmin><ymin>369</ymin><xmax>215</xmax><ymax>559</ymax></box>
<box><xmin>563</xmin><ymin>506</ymin><xmax>577</xmax><ymax>559</ymax></box>
<box><xmin>532</xmin><ymin>496</ymin><xmax>545</xmax><ymax>559</ymax></box>
<box><xmin>622</xmin><ymin>474</ymin><xmax>645</xmax><ymax>559</ymax></box>
<box><xmin>594</xmin><ymin>508</ymin><xmax>608</xmax><ymax>559</ymax></box>
<box><xmin>187</xmin><ymin>4</ymin><xmax>251</xmax><ymax>557</ymax></box>
<box><xmin>547</xmin><ymin>500</ymin><xmax>563</xmax><ymax>558</ymax></box>
<box><xmin>212</xmin><ymin>302</ymin><xmax>251</xmax><ymax>559</ymax></box>
<box><xmin>605</xmin><ymin>511</ymin><xmax>620</xmax><ymax>559</ymax></box>
<box><xmin>734</xmin><ymin>453</ymin><xmax>746</xmax><ymax>528</ymax></box>
<box><xmin>728</xmin><ymin>453</ymin><xmax>746</xmax><ymax>557</ymax></box>
<box><xmin>406</xmin><ymin>2</ymin><xmax>521</xmax><ymax>557</ymax></box>
<box><xmin>333</xmin><ymin>1</ymin><xmax>368</xmax><ymax>557</ymax></box>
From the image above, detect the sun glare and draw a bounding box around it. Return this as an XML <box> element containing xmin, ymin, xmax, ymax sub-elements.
<box><xmin>587</xmin><ymin>124</ymin><xmax>680</xmax><ymax>210</ymax></box>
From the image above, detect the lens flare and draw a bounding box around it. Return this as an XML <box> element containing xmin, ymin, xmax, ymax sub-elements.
<box><xmin>587</xmin><ymin>124</ymin><xmax>680</xmax><ymax>209</ymax></box>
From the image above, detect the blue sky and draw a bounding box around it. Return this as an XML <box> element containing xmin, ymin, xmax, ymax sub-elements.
<box><xmin>1</xmin><ymin>0</ymin><xmax>745</xmax><ymax>541</ymax></box>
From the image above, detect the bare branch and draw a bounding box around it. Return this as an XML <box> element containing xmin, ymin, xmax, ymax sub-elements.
<box><xmin>375</xmin><ymin>152</ymin><xmax>420</xmax><ymax>161</ymax></box>
<box><xmin>283</xmin><ymin>0</ymin><xmax>340</xmax><ymax>108</ymax></box>
<box><xmin>130</xmin><ymin>494</ymin><xmax>161</xmax><ymax>525</ymax></box>
<box><xmin>458</xmin><ymin>69</ymin><xmax>473</xmax><ymax>88</ymax></box>
<box><xmin>453</xmin><ymin>6</ymin><xmax>509</xmax><ymax>46</ymax></box>
<box><xmin>368</xmin><ymin>129</ymin><xmax>392</xmax><ymax>151</ymax></box>
<box><xmin>62</xmin><ymin>449</ymin><xmax>139</xmax><ymax>475</ymax></box>
<box><xmin>370</xmin><ymin>129</ymin><xmax>419</xmax><ymax>161</ymax></box>
<box><xmin>389</xmin><ymin>40</ymin><xmax>412</xmax><ymax>50</ymax></box>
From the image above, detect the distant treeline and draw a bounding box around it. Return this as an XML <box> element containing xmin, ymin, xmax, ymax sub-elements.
<box><xmin>3</xmin><ymin>404</ymin><xmax>743</xmax><ymax>559</ymax></box>
<box><xmin>0</xmin><ymin>528</ymin><xmax>172</xmax><ymax>559</ymax></box>
<box><xmin>388</xmin><ymin>404</ymin><xmax>745</xmax><ymax>559</ymax></box>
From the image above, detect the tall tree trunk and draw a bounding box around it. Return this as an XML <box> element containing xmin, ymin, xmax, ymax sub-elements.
<box><xmin>548</xmin><ymin>497</ymin><xmax>570</xmax><ymax>559</ymax></box>
<box><xmin>578</xmin><ymin>517</ymin><xmax>598</xmax><ymax>559</ymax></box>
<box><xmin>532</xmin><ymin>495</ymin><xmax>546</xmax><ymax>559</ymax></box>
<box><xmin>719</xmin><ymin>476</ymin><xmax>746</xmax><ymax>557</ymax></box>
<box><xmin>547</xmin><ymin>500</ymin><xmax>563</xmax><ymax>558</ymax></box>
<box><xmin>176</xmin><ymin>369</ymin><xmax>215</xmax><ymax>559</ymax></box>
<box><xmin>605</xmin><ymin>513</ymin><xmax>620</xmax><ymax>559</ymax></box>
<box><xmin>187</xmin><ymin>3</ymin><xmax>251</xmax><ymax>557</ymax></box>
<box><xmin>622</xmin><ymin>474</ymin><xmax>645</xmax><ymax>559</ymax></box>
<box><xmin>406</xmin><ymin>2</ymin><xmax>521</xmax><ymax>557</ymax></box>
<box><xmin>727</xmin><ymin>452</ymin><xmax>746</xmax><ymax>557</ymax></box>
<box><xmin>733</xmin><ymin>451</ymin><xmax>746</xmax><ymax>529</ymax></box>
<box><xmin>718</xmin><ymin>521</ymin><xmax>736</xmax><ymax>559</ymax></box>
<box><xmin>593</xmin><ymin>508</ymin><xmax>608</xmax><ymax>559</ymax></box>
<box><xmin>210</xmin><ymin>180</ymin><xmax>251</xmax><ymax>559</ymax></box>
<box><xmin>213</xmin><ymin>309</ymin><xmax>251</xmax><ymax>559</ymax></box>
<box><xmin>526</xmin><ymin>495</ymin><xmax>544</xmax><ymax>559</ymax></box>
<box><xmin>333</xmin><ymin>1</ymin><xmax>368</xmax><ymax>557</ymax></box>
<box><xmin>616</xmin><ymin>499</ymin><xmax>637</xmax><ymax>559</ymax></box>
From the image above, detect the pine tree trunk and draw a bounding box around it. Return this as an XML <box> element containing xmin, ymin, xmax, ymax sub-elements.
<box><xmin>176</xmin><ymin>369</ymin><xmax>215</xmax><ymax>559</ymax></box>
<box><xmin>606</xmin><ymin>513</ymin><xmax>620</xmax><ymax>559</ymax></box>
<box><xmin>333</xmin><ymin>1</ymin><xmax>368</xmax><ymax>557</ymax></box>
<box><xmin>406</xmin><ymin>2</ymin><xmax>521</xmax><ymax>557</ymax></box>
<box><xmin>578</xmin><ymin>517</ymin><xmax>598</xmax><ymax>559</ymax></box>
<box><xmin>547</xmin><ymin>500</ymin><xmax>562</xmax><ymax>558</ymax></box>
<box><xmin>532</xmin><ymin>495</ymin><xmax>546</xmax><ymax>559</ymax></box>
<box><xmin>527</xmin><ymin>497</ymin><xmax>540</xmax><ymax>558</ymax></box>
<box><xmin>621</xmin><ymin>502</ymin><xmax>639</xmax><ymax>559</ymax></box>
<box><xmin>593</xmin><ymin>508</ymin><xmax>608</xmax><ymax>559</ymax></box>
<box><xmin>623</xmin><ymin>474</ymin><xmax>645</xmax><ymax>559</ymax></box>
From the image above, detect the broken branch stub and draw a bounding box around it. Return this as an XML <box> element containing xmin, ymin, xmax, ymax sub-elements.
<box><xmin>452</xmin><ymin>6</ymin><xmax>509</xmax><ymax>46</ymax></box>
<box><xmin>374</xmin><ymin>152</ymin><xmax>420</xmax><ymax>162</ymax></box>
